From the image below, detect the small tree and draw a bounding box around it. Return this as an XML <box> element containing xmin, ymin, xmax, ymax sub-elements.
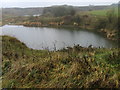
<box><xmin>106</xmin><ymin>9</ymin><xmax>115</xmax><ymax>23</ymax></box>
<box><xmin>106</xmin><ymin>8</ymin><xmax>118</xmax><ymax>30</ymax></box>
<box><xmin>70</xmin><ymin>8</ymin><xmax>76</xmax><ymax>16</ymax></box>
<box><xmin>95</xmin><ymin>17</ymin><xmax>107</xmax><ymax>29</ymax></box>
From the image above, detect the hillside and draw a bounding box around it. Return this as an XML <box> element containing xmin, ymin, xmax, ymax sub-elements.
<box><xmin>89</xmin><ymin>7</ymin><xmax>119</xmax><ymax>16</ymax></box>
<box><xmin>2</xmin><ymin>5</ymin><xmax>112</xmax><ymax>17</ymax></box>
<box><xmin>2</xmin><ymin>36</ymin><xmax>120</xmax><ymax>88</ymax></box>
<box><xmin>2</xmin><ymin>8</ymin><xmax>44</xmax><ymax>16</ymax></box>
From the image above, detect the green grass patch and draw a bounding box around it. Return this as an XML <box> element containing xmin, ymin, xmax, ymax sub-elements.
<box><xmin>89</xmin><ymin>7</ymin><xmax>118</xmax><ymax>16</ymax></box>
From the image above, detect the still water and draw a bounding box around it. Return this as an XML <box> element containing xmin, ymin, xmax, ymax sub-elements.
<box><xmin>1</xmin><ymin>25</ymin><xmax>117</xmax><ymax>50</ymax></box>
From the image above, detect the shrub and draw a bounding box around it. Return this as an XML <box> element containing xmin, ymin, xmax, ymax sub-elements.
<box><xmin>94</xmin><ymin>17</ymin><xmax>107</xmax><ymax>29</ymax></box>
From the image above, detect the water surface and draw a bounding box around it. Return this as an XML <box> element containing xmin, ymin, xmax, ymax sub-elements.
<box><xmin>1</xmin><ymin>25</ymin><xmax>117</xmax><ymax>50</ymax></box>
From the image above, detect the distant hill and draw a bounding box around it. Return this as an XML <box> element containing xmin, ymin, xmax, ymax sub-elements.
<box><xmin>42</xmin><ymin>5</ymin><xmax>113</xmax><ymax>17</ymax></box>
<box><xmin>1</xmin><ymin>4</ymin><xmax>118</xmax><ymax>17</ymax></box>
<box><xmin>43</xmin><ymin>5</ymin><xmax>110</xmax><ymax>12</ymax></box>
<box><xmin>2</xmin><ymin>8</ymin><xmax>44</xmax><ymax>16</ymax></box>
<box><xmin>111</xmin><ymin>1</ymin><xmax>120</xmax><ymax>7</ymax></box>
<box><xmin>75</xmin><ymin>5</ymin><xmax>110</xmax><ymax>11</ymax></box>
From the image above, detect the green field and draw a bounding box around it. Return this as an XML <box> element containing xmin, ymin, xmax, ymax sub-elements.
<box><xmin>89</xmin><ymin>7</ymin><xmax>118</xmax><ymax>16</ymax></box>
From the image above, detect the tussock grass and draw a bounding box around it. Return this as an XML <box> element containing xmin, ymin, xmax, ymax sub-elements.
<box><xmin>2</xmin><ymin>36</ymin><xmax>120</xmax><ymax>88</ymax></box>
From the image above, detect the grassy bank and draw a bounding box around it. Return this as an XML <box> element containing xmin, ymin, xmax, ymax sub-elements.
<box><xmin>2</xmin><ymin>36</ymin><xmax>120</xmax><ymax>88</ymax></box>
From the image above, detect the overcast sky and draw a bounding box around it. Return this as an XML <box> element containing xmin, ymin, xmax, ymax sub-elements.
<box><xmin>1</xmin><ymin>0</ymin><xmax>119</xmax><ymax>8</ymax></box>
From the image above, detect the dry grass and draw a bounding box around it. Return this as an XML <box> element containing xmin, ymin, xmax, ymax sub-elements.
<box><xmin>2</xmin><ymin>36</ymin><xmax>120</xmax><ymax>88</ymax></box>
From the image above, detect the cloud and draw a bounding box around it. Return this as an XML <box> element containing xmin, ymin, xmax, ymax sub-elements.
<box><xmin>2</xmin><ymin>0</ymin><xmax>120</xmax><ymax>3</ymax></box>
<box><xmin>2</xmin><ymin>0</ymin><xmax>119</xmax><ymax>8</ymax></box>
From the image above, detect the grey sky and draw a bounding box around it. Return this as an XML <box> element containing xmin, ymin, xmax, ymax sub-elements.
<box><xmin>2</xmin><ymin>0</ymin><xmax>119</xmax><ymax>8</ymax></box>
